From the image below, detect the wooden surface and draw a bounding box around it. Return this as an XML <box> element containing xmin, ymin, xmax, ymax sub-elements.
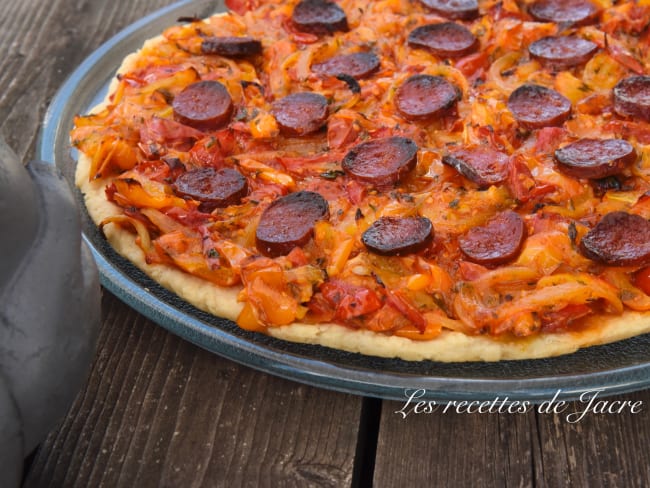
<box><xmin>3</xmin><ymin>0</ymin><xmax>649</xmax><ymax>486</ymax></box>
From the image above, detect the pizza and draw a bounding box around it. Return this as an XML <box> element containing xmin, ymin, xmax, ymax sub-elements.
<box><xmin>72</xmin><ymin>0</ymin><xmax>650</xmax><ymax>361</ymax></box>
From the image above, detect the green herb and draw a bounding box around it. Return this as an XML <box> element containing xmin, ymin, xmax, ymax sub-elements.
<box><xmin>234</xmin><ymin>108</ymin><xmax>248</xmax><ymax>121</ymax></box>
<box><xmin>320</xmin><ymin>169</ymin><xmax>345</xmax><ymax>180</ymax></box>
<box><xmin>568</xmin><ymin>222</ymin><xmax>577</xmax><ymax>245</ymax></box>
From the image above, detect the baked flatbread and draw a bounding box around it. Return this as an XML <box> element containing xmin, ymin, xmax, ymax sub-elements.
<box><xmin>73</xmin><ymin>0</ymin><xmax>650</xmax><ymax>361</ymax></box>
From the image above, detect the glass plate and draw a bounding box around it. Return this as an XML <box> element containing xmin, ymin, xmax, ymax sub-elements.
<box><xmin>39</xmin><ymin>0</ymin><xmax>650</xmax><ymax>403</ymax></box>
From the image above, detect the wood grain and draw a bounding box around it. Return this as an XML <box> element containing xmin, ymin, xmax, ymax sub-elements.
<box><xmin>0</xmin><ymin>0</ymin><xmax>177</xmax><ymax>162</ymax></box>
<box><xmin>374</xmin><ymin>400</ymin><xmax>536</xmax><ymax>487</ymax></box>
<box><xmin>534</xmin><ymin>389</ymin><xmax>650</xmax><ymax>488</ymax></box>
<box><xmin>375</xmin><ymin>392</ymin><xmax>650</xmax><ymax>488</ymax></box>
<box><xmin>24</xmin><ymin>293</ymin><xmax>362</xmax><ymax>488</ymax></box>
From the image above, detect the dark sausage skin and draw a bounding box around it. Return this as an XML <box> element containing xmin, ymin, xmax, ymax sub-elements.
<box><xmin>579</xmin><ymin>211</ymin><xmax>650</xmax><ymax>266</ymax></box>
<box><xmin>408</xmin><ymin>22</ymin><xmax>479</xmax><ymax>59</ymax></box>
<box><xmin>418</xmin><ymin>0</ymin><xmax>479</xmax><ymax>20</ymax></box>
<box><xmin>528</xmin><ymin>36</ymin><xmax>598</xmax><ymax>70</ymax></box>
<box><xmin>311</xmin><ymin>52</ymin><xmax>380</xmax><ymax>79</ymax></box>
<box><xmin>613</xmin><ymin>76</ymin><xmax>650</xmax><ymax>122</ymax></box>
<box><xmin>292</xmin><ymin>0</ymin><xmax>349</xmax><ymax>36</ymax></box>
<box><xmin>271</xmin><ymin>92</ymin><xmax>329</xmax><ymax>136</ymax></box>
<box><xmin>172</xmin><ymin>80</ymin><xmax>234</xmax><ymax>131</ymax></box>
<box><xmin>459</xmin><ymin>210</ymin><xmax>527</xmax><ymax>265</ymax></box>
<box><xmin>255</xmin><ymin>191</ymin><xmax>330</xmax><ymax>257</ymax></box>
<box><xmin>442</xmin><ymin>146</ymin><xmax>509</xmax><ymax>188</ymax></box>
<box><xmin>528</xmin><ymin>0</ymin><xmax>599</xmax><ymax>25</ymax></box>
<box><xmin>173</xmin><ymin>168</ymin><xmax>248</xmax><ymax>212</ymax></box>
<box><xmin>394</xmin><ymin>74</ymin><xmax>460</xmax><ymax>121</ymax></box>
<box><xmin>554</xmin><ymin>138</ymin><xmax>637</xmax><ymax>179</ymax></box>
<box><xmin>362</xmin><ymin>216</ymin><xmax>434</xmax><ymax>256</ymax></box>
<box><xmin>507</xmin><ymin>84</ymin><xmax>571</xmax><ymax>130</ymax></box>
<box><xmin>342</xmin><ymin>136</ymin><xmax>419</xmax><ymax>189</ymax></box>
<box><xmin>201</xmin><ymin>36</ymin><xmax>263</xmax><ymax>57</ymax></box>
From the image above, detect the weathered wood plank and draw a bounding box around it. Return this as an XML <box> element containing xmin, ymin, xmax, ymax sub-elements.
<box><xmin>24</xmin><ymin>293</ymin><xmax>362</xmax><ymax>488</ymax></box>
<box><xmin>375</xmin><ymin>391</ymin><xmax>650</xmax><ymax>488</ymax></box>
<box><xmin>534</xmin><ymin>390</ymin><xmax>650</xmax><ymax>488</ymax></box>
<box><xmin>0</xmin><ymin>0</ymin><xmax>177</xmax><ymax>161</ymax></box>
<box><xmin>374</xmin><ymin>399</ymin><xmax>536</xmax><ymax>488</ymax></box>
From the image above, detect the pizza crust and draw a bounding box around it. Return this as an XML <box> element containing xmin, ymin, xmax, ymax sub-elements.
<box><xmin>75</xmin><ymin>31</ymin><xmax>650</xmax><ymax>362</ymax></box>
<box><xmin>77</xmin><ymin>154</ymin><xmax>650</xmax><ymax>362</ymax></box>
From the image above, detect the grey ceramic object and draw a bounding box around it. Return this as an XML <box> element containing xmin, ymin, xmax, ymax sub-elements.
<box><xmin>0</xmin><ymin>140</ymin><xmax>100</xmax><ymax>486</ymax></box>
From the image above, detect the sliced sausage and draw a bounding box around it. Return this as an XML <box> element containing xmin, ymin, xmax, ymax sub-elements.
<box><xmin>172</xmin><ymin>80</ymin><xmax>233</xmax><ymax>131</ymax></box>
<box><xmin>292</xmin><ymin>0</ymin><xmax>349</xmax><ymax>36</ymax></box>
<box><xmin>394</xmin><ymin>74</ymin><xmax>460</xmax><ymax>121</ymax></box>
<box><xmin>201</xmin><ymin>36</ymin><xmax>263</xmax><ymax>57</ymax></box>
<box><xmin>173</xmin><ymin>168</ymin><xmax>248</xmax><ymax>212</ymax></box>
<box><xmin>342</xmin><ymin>136</ymin><xmax>418</xmax><ymax>188</ymax></box>
<box><xmin>255</xmin><ymin>191</ymin><xmax>330</xmax><ymax>257</ymax></box>
<box><xmin>613</xmin><ymin>76</ymin><xmax>650</xmax><ymax>122</ymax></box>
<box><xmin>579</xmin><ymin>211</ymin><xmax>650</xmax><ymax>266</ymax></box>
<box><xmin>271</xmin><ymin>92</ymin><xmax>329</xmax><ymax>136</ymax></box>
<box><xmin>418</xmin><ymin>0</ymin><xmax>479</xmax><ymax>20</ymax></box>
<box><xmin>362</xmin><ymin>216</ymin><xmax>433</xmax><ymax>256</ymax></box>
<box><xmin>507</xmin><ymin>84</ymin><xmax>571</xmax><ymax>130</ymax></box>
<box><xmin>528</xmin><ymin>0</ymin><xmax>599</xmax><ymax>25</ymax></box>
<box><xmin>528</xmin><ymin>36</ymin><xmax>598</xmax><ymax>70</ymax></box>
<box><xmin>442</xmin><ymin>147</ymin><xmax>509</xmax><ymax>188</ymax></box>
<box><xmin>408</xmin><ymin>22</ymin><xmax>479</xmax><ymax>59</ymax></box>
<box><xmin>311</xmin><ymin>52</ymin><xmax>380</xmax><ymax>79</ymax></box>
<box><xmin>554</xmin><ymin>138</ymin><xmax>636</xmax><ymax>179</ymax></box>
<box><xmin>459</xmin><ymin>210</ymin><xmax>527</xmax><ymax>265</ymax></box>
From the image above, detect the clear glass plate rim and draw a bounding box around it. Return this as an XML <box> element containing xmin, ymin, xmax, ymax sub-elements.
<box><xmin>38</xmin><ymin>0</ymin><xmax>650</xmax><ymax>403</ymax></box>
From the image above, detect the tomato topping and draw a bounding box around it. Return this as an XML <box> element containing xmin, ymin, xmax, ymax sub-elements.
<box><xmin>320</xmin><ymin>280</ymin><xmax>382</xmax><ymax>321</ymax></box>
<box><xmin>74</xmin><ymin>0</ymin><xmax>650</xmax><ymax>344</ymax></box>
<box><xmin>634</xmin><ymin>267</ymin><xmax>650</xmax><ymax>297</ymax></box>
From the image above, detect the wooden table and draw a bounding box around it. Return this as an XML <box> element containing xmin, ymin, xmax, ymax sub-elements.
<box><xmin>6</xmin><ymin>0</ymin><xmax>649</xmax><ymax>485</ymax></box>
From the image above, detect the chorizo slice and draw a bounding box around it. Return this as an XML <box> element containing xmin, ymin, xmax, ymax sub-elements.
<box><xmin>459</xmin><ymin>211</ymin><xmax>527</xmax><ymax>265</ymax></box>
<box><xmin>528</xmin><ymin>36</ymin><xmax>598</xmax><ymax>70</ymax></box>
<box><xmin>418</xmin><ymin>0</ymin><xmax>479</xmax><ymax>20</ymax></box>
<box><xmin>311</xmin><ymin>52</ymin><xmax>380</xmax><ymax>79</ymax></box>
<box><xmin>554</xmin><ymin>138</ymin><xmax>637</xmax><ymax>179</ymax></box>
<box><xmin>172</xmin><ymin>80</ymin><xmax>234</xmax><ymax>131</ymax></box>
<box><xmin>408</xmin><ymin>22</ymin><xmax>479</xmax><ymax>59</ymax></box>
<box><xmin>613</xmin><ymin>76</ymin><xmax>650</xmax><ymax>122</ymax></box>
<box><xmin>362</xmin><ymin>216</ymin><xmax>434</xmax><ymax>256</ymax></box>
<box><xmin>579</xmin><ymin>211</ymin><xmax>650</xmax><ymax>266</ymax></box>
<box><xmin>271</xmin><ymin>92</ymin><xmax>329</xmax><ymax>136</ymax></box>
<box><xmin>255</xmin><ymin>191</ymin><xmax>330</xmax><ymax>257</ymax></box>
<box><xmin>201</xmin><ymin>36</ymin><xmax>263</xmax><ymax>57</ymax></box>
<box><xmin>173</xmin><ymin>168</ymin><xmax>248</xmax><ymax>212</ymax></box>
<box><xmin>528</xmin><ymin>0</ymin><xmax>599</xmax><ymax>25</ymax></box>
<box><xmin>395</xmin><ymin>74</ymin><xmax>460</xmax><ymax>121</ymax></box>
<box><xmin>291</xmin><ymin>0</ymin><xmax>349</xmax><ymax>35</ymax></box>
<box><xmin>342</xmin><ymin>136</ymin><xmax>418</xmax><ymax>189</ymax></box>
<box><xmin>442</xmin><ymin>146</ymin><xmax>509</xmax><ymax>188</ymax></box>
<box><xmin>507</xmin><ymin>84</ymin><xmax>571</xmax><ymax>130</ymax></box>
